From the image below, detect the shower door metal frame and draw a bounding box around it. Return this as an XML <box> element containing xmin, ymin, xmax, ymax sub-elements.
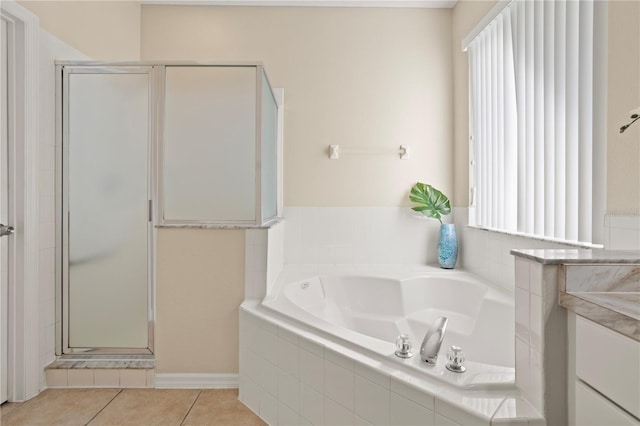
<box><xmin>57</xmin><ymin>64</ymin><xmax>157</xmax><ymax>355</ymax></box>
<box><xmin>55</xmin><ymin>60</ymin><xmax>282</xmax><ymax>356</ymax></box>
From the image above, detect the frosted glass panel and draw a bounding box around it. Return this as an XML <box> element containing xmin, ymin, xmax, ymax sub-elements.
<box><xmin>261</xmin><ymin>71</ymin><xmax>278</xmax><ymax>221</ymax></box>
<box><xmin>68</xmin><ymin>72</ymin><xmax>149</xmax><ymax>349</ymax></box>
<box><xmin>164</xmin><ymin>66</ymin><xmax>256</xmax><ymax>221</ymax></box>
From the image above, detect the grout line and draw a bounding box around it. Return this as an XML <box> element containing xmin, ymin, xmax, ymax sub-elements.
<box><xmin>84</xmin><ymin>388</ymin><xmax>124</xmax><ymax>426</ymax></box>
<box><xmin>180</xmin><ymin>390</ymin><xmax>203</xmax><ymax>426</ymax></box>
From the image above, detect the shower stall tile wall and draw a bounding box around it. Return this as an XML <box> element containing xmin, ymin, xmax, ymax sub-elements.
<box><xmin>37</xmin><ymin>30</ymin><xmax>88</xmax><ymax>389</ymax></box>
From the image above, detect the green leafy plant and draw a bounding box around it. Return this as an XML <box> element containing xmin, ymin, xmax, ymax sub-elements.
<box><xmin>409</xmin><ymin>182</ymin><xmax>451</xmax><ymax>224</ymax></box>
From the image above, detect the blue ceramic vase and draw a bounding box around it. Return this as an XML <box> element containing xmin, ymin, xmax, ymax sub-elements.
<box><xmin>438</xmin><ymin>224</ymin><xmax>458</xmax><ymax>269</ymax></box>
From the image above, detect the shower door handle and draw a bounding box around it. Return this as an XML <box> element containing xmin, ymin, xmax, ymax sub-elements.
<box><xmin>0</xmin><ymin>224</ymin><xmax>14</xmax><ymax>237</ymax></box>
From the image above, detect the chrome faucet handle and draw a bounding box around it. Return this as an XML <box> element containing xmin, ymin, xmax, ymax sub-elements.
<box><xmin>446</xmin><ymin>345</ymin><xmax>466</xmax><ymax>373</ymax></box>
<box><xmin>395</xmin><ymin>334</ymin><xmax>413</xmax><ymax>358</ymax></box>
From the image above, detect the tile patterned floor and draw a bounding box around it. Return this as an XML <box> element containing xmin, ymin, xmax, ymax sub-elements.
<box><xmin>0</xmin><ymin>388</ymin><xmax>266</xmax><ymax>426</ymax></box>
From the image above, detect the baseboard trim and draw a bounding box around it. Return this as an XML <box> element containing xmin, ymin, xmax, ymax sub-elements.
<box><xmin>153</xmin><ymin>373</ymin><xmax>239</xmax><ymax>389</ymax></box>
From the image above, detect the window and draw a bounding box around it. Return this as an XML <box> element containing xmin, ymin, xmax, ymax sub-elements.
<box><xmin>465</xmin><ymin>0</ymin><xmax>607</xmax><ymax>246</ymax></box>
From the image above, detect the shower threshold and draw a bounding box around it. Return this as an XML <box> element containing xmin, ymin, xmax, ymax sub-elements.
<box><xmin>45</xmin><ymin>355</ymin><xmax>156</xmax><ymax>388</ymax></box>
<box><xmin>49</xmin><ymin>354</ymin><xmax>155</xmax><ymax>370</ymax></box>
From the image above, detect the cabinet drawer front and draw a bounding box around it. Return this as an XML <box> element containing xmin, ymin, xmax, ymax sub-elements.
<box><xmin>576</xmin><ymin>316</ymin><xmax>640</xmax><ymax>419</ymax></box>
<box><xmin>575</xmin><ymin>381</ymin><xmax>639</xmax><ymax>426</ymax></box>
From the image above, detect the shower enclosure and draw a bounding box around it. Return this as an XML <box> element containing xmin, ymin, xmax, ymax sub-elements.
<box><xmin>57</xmin><ymin>63</ymin><xmax>279</xmax><ymax>355</ymax></box>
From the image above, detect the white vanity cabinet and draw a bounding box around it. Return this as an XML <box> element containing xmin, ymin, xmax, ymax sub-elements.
<box><xmin>569</xmin><ymin>313</ymin><xmax>640</xmax><ymax>425</ymax></box>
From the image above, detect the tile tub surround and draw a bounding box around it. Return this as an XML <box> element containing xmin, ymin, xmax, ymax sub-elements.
<box><xmin>239</xmin><ymin>302</ymin><xmax>543</xmax><ymax>426</ymax></box>
<box><xmin>283</xmin><ymin>207</ymin><xmax>442</xmax><ymax>266</ymax></box>
<box><xmin>452</xmin><ymin>208</ymin><xmax>575</xmax><ymax>292</ymax></box>
<box><xmin>245</xmin><ymin>222</ymin><xmax>285</xmax><ymax>301</ymax></box>
<box><xmin>559</xmin><ymin>264</ymin><xmax>640</xmax><ymax>342</ymax></box>
<box><xmin>511</xmin><ymin>249</ymin><xmax>640</xmax><ymax>426</ymax></box>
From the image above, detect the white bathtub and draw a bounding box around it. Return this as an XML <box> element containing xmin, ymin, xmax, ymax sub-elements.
<box><xmin>261</xmin><ymin>265</ymin><xmax>515</xmax><ymax>390</ymax></box>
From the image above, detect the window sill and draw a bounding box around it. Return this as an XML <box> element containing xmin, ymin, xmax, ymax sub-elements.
<box><xmin>465</xmin><ymin>225</ymin><xmax>604</xmax><ymax>249</ymax></box>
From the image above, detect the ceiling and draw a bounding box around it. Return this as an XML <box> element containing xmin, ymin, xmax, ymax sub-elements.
<box><xmin>140</xmin><ymin>0</ymin><xmax>458</xmax><ymax>8</ymax></box>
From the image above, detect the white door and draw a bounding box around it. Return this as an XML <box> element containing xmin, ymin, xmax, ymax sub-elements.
<box><xmin>0</xmin><ymin>16</ymin><xmax>13</xmax><ymax>404</ymax></box>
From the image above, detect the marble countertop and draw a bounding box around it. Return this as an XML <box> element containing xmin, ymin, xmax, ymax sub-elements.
<box><xmin>508</xmin><ymin>250</ymin><xmax>640</xmax><ymax>340</ymax></box>
<box><xmin>510</xmin><ymin>248</ymin><xmax>640</xmax><ymax>264</ymax></box>
<box><xmin>558</xmin><ymin>263</ymin><xmax>640</xmax><ymax>341</ymax></box>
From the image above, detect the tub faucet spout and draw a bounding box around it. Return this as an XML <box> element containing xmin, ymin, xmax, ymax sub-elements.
<box><xmin>420</xmin><ymin>316</ymin><xmax>448</xmax><ymax>365</ymax></box>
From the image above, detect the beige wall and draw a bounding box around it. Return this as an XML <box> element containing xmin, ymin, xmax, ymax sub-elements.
<box><xmin>607</xmin><ymin>1</ymin><xmax>640</xmax><ymax>214</ymax></box>
<box><xmin>18</xmin><ymin>0</ymin><xmax>141</xmax><ymax>60</ymax></box>
<box><xmin>141</xmin><ymin>6</ymin><xmax>454</xmax><ymax>207</ymax></box>
<box><xmin>452</xmin><ymin>0</ymin><xmax>640</xmax><ymax>214</ymax></box>
<box><xmin>155</xmin><ymin>229</ymin><xmax>245</xmax><ymax>373</ymax></box>
<box><xmin>141</xmin><ymin>7</ymin><xmax>455</xmax><ymax>373</ymax></box>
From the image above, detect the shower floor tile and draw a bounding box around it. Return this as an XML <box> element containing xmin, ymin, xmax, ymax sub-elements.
<box><xmin>1</xmin><ymin>388</ymin><xmax>266</xmax><ymax>426</ymax></box>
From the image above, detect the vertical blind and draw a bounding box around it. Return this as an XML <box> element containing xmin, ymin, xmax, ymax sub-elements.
<box><xmin>468</xmin><ymin>0</ymin><xmax>607</xmax><ymax>245</ymax></box>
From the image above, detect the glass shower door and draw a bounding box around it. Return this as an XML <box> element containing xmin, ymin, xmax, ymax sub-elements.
<box><xmin>63</xmin><ymin>67</ymin><xmax>152</xmax><ymax>352</ymax></box>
